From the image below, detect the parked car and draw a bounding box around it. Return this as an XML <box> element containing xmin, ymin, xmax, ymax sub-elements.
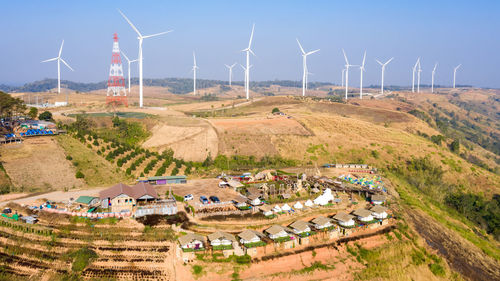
<box><xmin>200</xmin><ymin>196</ymin><xmax>210</xmax><ymax>204</ymax></box>
<box><xmin>184</xmin><ymin>194</ymin><xmax>194</xmax><ymax>201</ymax></box>
<box><xmin>209</xmin><ymin>196</ymin><xmax>220</xmax><ymax>203</ymax></box>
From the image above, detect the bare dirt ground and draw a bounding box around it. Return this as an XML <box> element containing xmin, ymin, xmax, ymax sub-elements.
<box><xmin>143</xmin><ymin>123</ymin><xmax>218</xmax><ymax>162</ymax></box>
<box><xmin>407</xmin><ymin>208</ymin><xmax>500</xmax><ymax>281</ymax></box>
<box><xmin>0</xmin><ymin>137</ymin><xmax>84</xmax><ymax>190</ymax></box>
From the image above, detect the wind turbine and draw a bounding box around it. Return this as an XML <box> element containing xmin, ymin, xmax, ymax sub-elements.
<box><xmin>431</xmin><ymin>63</ymin><xmax>438</xmax><ymax>93</ymax></box>
<box><xmin>241</xmin><ymin>24</ymin><xmax>255</xmax><ymax>100</ymax></box>
<box><xmin>375</xmin><ymin>57</ymin><xmax>394</xmax><ymax>95</ymax></box>
<box><xmin>359</xmin><ymin>50</ymin><xmax>366</xmax><ymax>99</ymax></box>
<box><xmin>296</xmin><ymin>38</ymin><xmax>319</xmax><ymax>97</ymax></box>
<box><xmin>412</xmin><ymin>58</ymin><xmax>420</xmax><ymax>93</ymax></box>
<box><xmin>453</xmin><ymin>64</ymin><xmax>461</xmax><ymax>88</ymax></box>
<box><xmin>417</xmin><ymin>61</ymin><xmax>422</xmax><ymax>93</ymax></box>
<box><xmin>225</xmin><ymin>63</ymin><xmax>237</xmax><ymax>86</ymax></box>
<box><xmin>240</xmin><ymin>64</ymin><xmax>252</xmax><ymax>89</ymax></box>
<box><xmin>121</xmin><ymin>51</ymin><xmax>139</xmax><ymax>94</ymax></box>
<box><xmin>342</xmin><ymin>49</ymin><xmax>357</xmax><ymax>100</ymax></box>
<box><xmin>41</xmin><ymin>40</ymin><xmax>74</xmax><ymax>94</ymax></box>
<box><xmin>119</xmin><ymin>9</ymin><xmax>172</xmax><ymax>108</ymax></box>
<box><xmin>192</xmin><ymin>52</ymin><xmax>199</xmax><ymax>95</ymax></box>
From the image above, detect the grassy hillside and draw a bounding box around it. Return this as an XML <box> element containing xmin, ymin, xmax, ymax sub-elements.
<box><xmin>56</xmin><ymin>135</ymin><xmax>128</xmax><ymax>187</ymax></box>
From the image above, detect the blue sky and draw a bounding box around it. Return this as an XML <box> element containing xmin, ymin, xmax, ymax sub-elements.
<box><xmin>1</xmin><ymin>0</ymin><xmax>499</xmax><ymax>88</ymax></box>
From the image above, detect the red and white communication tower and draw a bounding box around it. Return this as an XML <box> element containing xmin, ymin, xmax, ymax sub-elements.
<box><xmin>106</xmin><ymin>33</ymin><xmax>128</xmax><ymax>106</ymax></box>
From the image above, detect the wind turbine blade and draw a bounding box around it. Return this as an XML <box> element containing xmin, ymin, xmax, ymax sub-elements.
<box><xmin>41</xmin><ymin>57</ymin><xmax>58</xmax><ymax>63</ymax></box>
<box><xmin>239</xmin><ymin>64</ymin><xmax>246</xmax><ymax>71</ymax></box>
<box><xmin>455</xmin><ymin>64</ymin><xmax>461</xmax><ymax>70</ymax></box>
<box><xmin>58</xmin><ymin>40</ymin><xmax>64</xmax><ymax>58</ymax></box>
<box><xmin>342</xmin><ymin>49</ymin><xmax>349</xmax><ymax>64</ymax></box>
<box><xmin>296</xmin><ymin>38</ymin><xmax>305</xmax><ymax>55</ymax></box>
<box><xmin>60</xmin><ymin>58</ymin><xmax>74</xmax><ymax>71</ymax></box>
<box><xmin>142</xmin><ymin>30</ymin><xmax>173</xmax><ymax>39</ymax></box>
<box><xmin>118</xmin><ymin>10</ymin><xmax>142</xmax><ymax>37</ymax></box>
<box><xmin>225</xmin><ymin>64</ymin><xmax>230</xmax><ymax>69</ymax></box>
<box><xmin>386</xmin><ymin>57</ymin><xmax>394</xmax><ymax>65</ymax></box>
<box><xmin>231</xmin><ymin>63</ymin><xmax>237</xmax><ymax>68</ymax></box>
<box><xmin>193</xmin><ymin>51</ymin><xmax>197</xmax><ymax>66</ymax></box>
<box><xmin>248</xmin><ymin>23</ymin><xmax>255</xmax><ymax>48</ymax></box>
<box><xmin>306</xmin><ymin>49</ymin><xmax>320</xmax><ymax>56</ymax></box>
<box><xmin>249</xmin><ymin>49</ymin><xmax>256</xmax><ymax>57</ymax></box>
<box><xmin>130</xmin><ymin>59</ymin><xmax>139</xmax><ymax>63</ymax></box>
<box><xmin>375</xmin><ymin>59</ymin><xmax>383</xmax><ymax>66</ymax></box>
<box><xmin>361</xmin><ymin>50</ymin><xmax>366</xmax><ymax>67</ymax></box>
<box><xmin>121</xmin><ymin>51</ymin><xmax>130</xmax><ymax>62</ymax></box>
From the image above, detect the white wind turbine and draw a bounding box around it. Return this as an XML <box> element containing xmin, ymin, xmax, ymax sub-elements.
<box><xmin>453</xmin><ymin>64</ymin><xmax>461</xmax><ymax>88</ymax></box>
<box><xmin>417</xmin><ymin>60</ymin><xmax>422</xmax><ymax>93</ymax></box>
<box><xmin>41</xmin><ymin>40</ymin><xmax>74</xmax><ymax>94</ymax></box>
<box><xmin>375</xmin><ymin>57</ymin><xmax>394</xmax><ymax>95</ymax></box>
<box><xmin>119</xmin><ymin>10</ymin><xmax>172</xmax><ymax>108</ymax></box>
<box><xmin>241</xmin><ymin>24</ymin><xmax>256</xmax><ymax>100</ymax></box>
<box><xmin>412</xmin><ymin>58</ymin><xmax>420</xmax><ymax>93</ymax></box>
<box><xmin>359</xmin><ymin>50</ymin><xmax>366</xmax><ymax>99</ymax></box>
<box><xmin>240</xmin><ymin>64</ymin><xmax>252</xmax><ymax>90</ymax></box>
<box><xmin>192</xmin><ymin>52</ymin><xmax>199</xmax><ymax>95</ymax></box>
<box><xmin>431</xmin><ymin>63</ymin><xmax>438</xmax><ymax>93</ymax></box>
<box><xmin>342</xmin><ymin>49</ymin><xmax>358</xmax><ymax>100</ymax></box>
<box><xmin>225</xmin><ymin>63</ymin><xmax>237</xmax><ymax>86</ymax></box>
<box><xmin>296</xmin><ymin>38</ymin><xmax>319</xmax><ymax>97</ymax></box>
<box><xmin>121</xmin><ymin>51</ymin><xmax>139</xmax><ymax>94</ymax></box>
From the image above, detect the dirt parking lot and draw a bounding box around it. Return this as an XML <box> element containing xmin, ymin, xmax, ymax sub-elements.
<box><xmin>156</xmin><ymin>178</ymin><xmax>242</xmax><ymax>205</ymax></box>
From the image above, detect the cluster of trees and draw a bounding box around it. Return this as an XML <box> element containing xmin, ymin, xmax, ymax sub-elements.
<box><xmin>117</xmin><ymin>150</ymin><xmax>139</xmax><ymax>167</ymax></box>
<box><xmin>445</xmin><ymin>192</ymin><xmax>500</xmax><ymax>240</ymax></box>
<box><xmin>105</xmin><ymin>146</ymin><xmax>129</xmax><ymax>162</ymax></box>
<box><xmin>0</xmin><ymin>91</ymin><xmax>25</xmax><ymax>119</ymax></box>
<box><xmin>110</xmin><ymin>116</ymin><xmax>149</xmax><ymax>146</ymax></box>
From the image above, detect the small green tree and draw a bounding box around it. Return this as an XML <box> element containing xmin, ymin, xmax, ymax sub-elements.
<box><xmin>75</xmin><ymin>171</ymin><xmax>84</xmax><ymax>179</ymax></box>
<box><xmin>450</xmin><ymin>140</ymin><xmax>460</xmax><ymax>153</ymax></box>
<box><xmin>28</xmin><ymin>107</ymin><xmax>38</xmax><ymax>119</ymax></box>
<box><xmin>272</xmin><ymin>107</ymin><xmax>280</xmax><ymax>114</ymax></box>
<box><xmin>38</xmin><ymin>111</ymin><xmax>53</xmax><ymax>121</ymax></box>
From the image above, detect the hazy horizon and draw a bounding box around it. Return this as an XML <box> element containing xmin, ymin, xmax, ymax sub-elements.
<box><xmin>1</xmin><ymin>0</ymin><xmax>499</xmax><ymax>88</ymax></box>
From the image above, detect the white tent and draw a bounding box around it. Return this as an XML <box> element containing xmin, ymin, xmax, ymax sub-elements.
<box><xmin>281</xmin><ymin>204</ymin><xmax>291</xmax><ymax>211</ymax></box>
<box><xmin>313</xmin><ymin>188</ymin><xmax>334</xmax><ymax>206</ymax></box>
<box><xmin>304</xmin><ymin>199</ymin><xmax>314</xmax><ymax>207</ymax></box>
<box><xmin>293</xmin><ymin>201</ymin><xmax>303</xmax><ymax>209</ymax></box>
<box><xmin>273</xmin><ymin>205</ymin><xmax>282</xmax><ymax>212</ymax></box>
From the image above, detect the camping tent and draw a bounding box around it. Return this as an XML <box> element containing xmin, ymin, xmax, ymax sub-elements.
<box><xmin>281</xmin><ymin>204</ymin><xmax>291</xmax><ymax>211</ymax></box>
<box><xmin>313</xmin><ymin>188</ymin><xmax>334</xmax><ymax>206</ymax></box>
<box><xmin>273</xmin><ymin>205</ymin><xmax>282</xmax><ymax>212</ymax></box>
<box><xmin>293</xmin><ymin>201</ymin><xmax>303</xmax><ymax>209</ymax></box>
<box><xmin>304</xmin><ymin>199</ymin><xmax>314</xmax><ymax>207</ymax></box>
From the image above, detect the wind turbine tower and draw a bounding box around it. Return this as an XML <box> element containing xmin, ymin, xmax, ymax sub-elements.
<box><xmin>342</xmin><ymin>49</ymin><xmax>357</xmax><ymax>100</ymax></box>
<box><xmin>453</xmin><ymin>64</ymin><xmax>461</xmax><ymax>88</ymax></box>
<box><xmin>225</xmin><ymin>63</ymin><xmax>236</xmax><ymax>86</ymax></box>
<box><xmin>417</xmin><ymin>61</ymin><xmax>422</xmax><ymax>93</ymax></box>
<box><xmin>341</xmin><ymin>69</ymin><xmax>345</xmax><ymax>87</ymax></box>
<box><xmin>375</xmin><ymin>57</ymin><xmax>394</xmax><ymax>95</ymax></box>
<box><xmin>121</xmin><ymin>51</ymin><xmax>139</xmax><ymax>94</ymax></box>
<box><xmin>412</xmin><ymin>58</ymin><xmax>420</xmax><ymax>93</ymax></box>
<box><xmin>359</xmin><ymin>51</ymin><xmax>366</xmax><ymax>99</ymax></box>
<box><xmin>119</xmin><ymin>10</ymin><xmax>172</xmax><ymax>108</ymax></box>
<box><xmin>41</xmin><ymin>40</ymin><xmax>74</xmax><ymax>94</ymax></box>
<box><xmin>431</xmin><ymin>63</ymin><xmax>438</xmax><ymax>93</ymax></box>
<box><xmin>296</xmin><ymin>38</ymin><xmax>319</xmax><ymax>97</ymax></box>
<box><xmin>192</xmin><ymin>52</ymin><xmax>199</xmax><ymax>95</ymax></box>
<box><xmin>241</xmin><ymin>24</ymin><xmax>255</xmax><ymax>100</ymax></box>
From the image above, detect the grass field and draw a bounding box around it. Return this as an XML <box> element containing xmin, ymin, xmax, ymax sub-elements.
<box><xmin>56</xmin><ymin>135</ymin><xmax>128</xmax><ymax>187</ymax></box>
<box><xmin>67</xmin><ymin>111</ymin><xmax>153</xmax><ymax>119</ymax></box>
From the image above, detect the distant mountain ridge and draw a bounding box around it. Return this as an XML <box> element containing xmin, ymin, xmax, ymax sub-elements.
<box><xmin>0</xmin><ymin>78</ymin><xmax>473</xmax><ymax>94</ymax></box>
